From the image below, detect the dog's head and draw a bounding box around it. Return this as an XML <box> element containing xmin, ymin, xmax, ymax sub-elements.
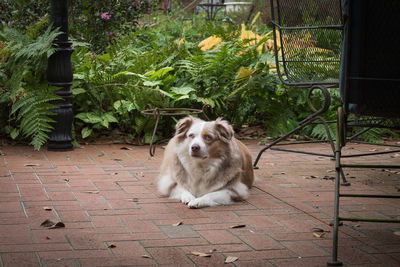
<box><xmin>175</xmin><ymin>116</ymin><xmax>234</xmax><ymax>159</ymax></box>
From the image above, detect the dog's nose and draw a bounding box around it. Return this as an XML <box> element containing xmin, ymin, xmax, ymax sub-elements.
<box><xmin>191</xmin><ymin>144</ymin><xmax>200</xmax><ymax>152</ymax></box>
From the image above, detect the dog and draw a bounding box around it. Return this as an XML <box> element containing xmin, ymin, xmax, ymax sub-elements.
<box><xmin>157</xmin><ymin>116</ymin><xmax>254</xmax><ymax>208</ymax></box>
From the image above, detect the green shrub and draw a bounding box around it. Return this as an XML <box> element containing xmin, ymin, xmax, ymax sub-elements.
<box><xmin>0</xmin><ymin>20</ymin><xmax>62</xmax><ymax>150</ymax></box>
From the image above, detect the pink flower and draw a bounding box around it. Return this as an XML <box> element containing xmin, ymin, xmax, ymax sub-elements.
<box><xmin>132</xmin><ymin>1</ymin><xmax>139</xmax><ymax>7</ymax></box>
<box><xmin>7</xmin><ymin>21</ymin><xmax>13</xmax><ymax>27</ymax></box>
<box><xmin>101</xmin><ymin>12</ymin><xmax>111</xmax><ymax>20</ymax></box>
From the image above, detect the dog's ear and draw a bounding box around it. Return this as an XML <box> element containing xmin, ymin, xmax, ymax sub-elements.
<box><xmin>175</xmin><ymin>116</ymin><xmax>193</xmax><ymax>139</ymax></box>
<box><xmin>215</xmin><ymin>118</ymin><xmax>234</xmax><ymax>143</ymax></box>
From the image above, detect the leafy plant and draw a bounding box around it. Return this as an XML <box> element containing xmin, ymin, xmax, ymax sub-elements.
<box><xmin>0</xmin><ymin>20</ymin><xmax>61</xmax><ymax>150</ymax></box>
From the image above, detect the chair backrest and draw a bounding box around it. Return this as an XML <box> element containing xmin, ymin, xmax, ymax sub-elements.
<box><xmin>341</xmin><ymin>0</ymin><xmax>400</xmax><ymax>117</ymax></box>
<box><xmin>270</xmin><ymin>0</ymin><xmax>343</xmax><ymax>87</ymax></box>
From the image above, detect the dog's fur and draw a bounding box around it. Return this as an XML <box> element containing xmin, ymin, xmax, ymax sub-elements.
<box><xmin>157</xmin><ymin>116</ymin><xmax>254</xmax><ymax>208</ymax></box>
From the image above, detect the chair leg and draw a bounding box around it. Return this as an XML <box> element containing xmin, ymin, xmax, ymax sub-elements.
<box><xmin>327</xmin><ymin>107</ymin><xmax>344</xmax><ymax>266</ymax></box>
<box><xmin>253</xmin><ymin>114</ymin><xmax>322</xmax><ymax>168</ymax></box>
<box><xmin>327</xmin><ymin>148</ymin><xmax>343</xmax><ymax>266</ymax></box>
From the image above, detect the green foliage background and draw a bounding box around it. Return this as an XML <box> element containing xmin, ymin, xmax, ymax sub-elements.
<box><xmin>1</xmin><ymin>2</ymin><xmax>394</xmax><ymax>150</ymax></box>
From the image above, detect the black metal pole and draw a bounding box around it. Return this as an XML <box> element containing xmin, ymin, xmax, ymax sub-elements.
<box><xmin>47</xmin><ymin>0</ymin><xmax>74</xmax><ymax>151</ymax></box>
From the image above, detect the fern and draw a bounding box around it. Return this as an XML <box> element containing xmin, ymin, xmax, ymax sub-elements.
<box><xmin>0</xmin><ymin>19</ymin><xmax>62</xmax><ymax>150</ymax></box>
<box><xmin>11</xmin><ymin>90</ymin><xmax>61</xmax><ymax>150</ymax></box>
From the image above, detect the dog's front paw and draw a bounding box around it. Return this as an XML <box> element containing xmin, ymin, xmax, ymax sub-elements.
<box><xmin>181</xmin><ymin>191</ymin><xmax>195</xmax><ymax>204</ymax></box>
<box><xmin>188</xmin><ymin>197</ymin><xmax>216</xmax><ymax>209</ymax></box>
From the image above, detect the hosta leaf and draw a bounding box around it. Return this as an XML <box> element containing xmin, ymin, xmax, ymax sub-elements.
<box><xmin>171</xmin><ymin>86</ymin><xmax>195</xmax><ymax>95</ymax></box>
<box><xmin>81</xmin><ymin>127</ymin><xmax>92</xmax><ymax>139</ymax></box>
<box><xmin>103</xmin><ymin>113</ymin><xmax>118</xmax><ymax>123</ymax></box>
<box><xmin>101</xmin><ymin>120</ymin><xmax>109</xmax><ymax>128</ymax></box>
<box><xmin>72</xmin><ymin>88</ymin><xmax>86</xmax><ymax>95</ymax></box>
<box><xmin>143</xmin><ymin>80</ymin><xmax>162</xmax><ymax>87</ymax></box>
<box><xmin>157</xmin><ymin>89</ymin><xmax>174</xmax><ymax>98</ymax></box>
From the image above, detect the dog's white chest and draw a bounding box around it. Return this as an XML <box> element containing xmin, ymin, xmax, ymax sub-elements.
<box><xmin>179</xmin><ymin>156</ymin><xmax>221</xmax><ymax>197</ymax></box>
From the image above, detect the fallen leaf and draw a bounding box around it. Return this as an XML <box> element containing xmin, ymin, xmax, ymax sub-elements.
<box><xmin>98</xmin><ymin>153</ymin><xmax>105</xmax><ymax>157</ymax></box>
<box><xmin>64</xmin><ymin>178</ymin><xmax>70</xmax><ymax>182</ymax></box>
<box><xmin>313</xmin><ymin>232</ymin><xmax>325</xmax><ymax>238</ymax></box>
<box><xmin>191</xmin><ymin>251</ymin><xmax>212</xmax><ymax>257</ymax></box>
<box><xmin>280</xmin><ymin>172</ymin><xmax>286</xmax><ymax>174</ymax></box>
<box><xmin>305</xmin><ymin>175</ymin><xmax>317</xmax><ymax>179</ymax></box>
<box><xmin>394</xmin><ymin>231</ymin><xmax>400</xmax><ymax>236</ymax></box>
<box><xmin>173</xmin><ymin>221</ymin><xmax>183</xmax><ymax>226</ymax></box>
<box><xmin>326</xmin><ymin>169</ymin><xmax>335</xmax><ymax>173</ymax></box>
<box><xmin>136</xmin><ymin>172</ymin><xmax>144</xmax><ymax>177</ymax></box>
<box><xmin>142</xmin><ymin>255</ymin><xmax>151</xmax><ymax>258</ymax></box>
<box><xmin>230</xmin><ymin>224</ymin><xmax>246</xmax><ymax>229</ymax></box>
<box><xmin>113</xmin><ymin>158</ymin><xmax>122</xmax><ymax>161</ymax></box>
<box><xmin>84</xmin><ymin>191</ymin><xmax>100</xmax><ymax>194</ymax></box>
<box><xmin>46</xmin><ymin>236</ymin><xmax>51</xmax><ymax>240</ymax></box>
<box><xmin>41</xmin><ymin>219</ymin><xmax>55</xmax><ymax>227</ymax></box>
<box><xmin>49</xmin><ymin>222</ymin><xmax>65</xmax><ymax>229</ymax></box>
<box><xmin>322</xmin><ymin>176</ymin><xmax>335</xmax><ymax>180</ymax></box>
<box><xmin>391</xmin><ymin>153</ymin><xmax>400</xmax><ymax>158</ymax></box>
<box><xmin>120</xmin><ymin>147</ymin><xmax>132</xmax><ymax>150</ymax></box>
<box><xmin>369</xmin><ymin>148</ymin><xmax>377</xmax><ymax>152</ymax></box>
<box><xmin>108</xmin><ymin>244</ymin><xmax>116</xmax><ymax>248</ymax></box>
<box><xmin>43</xmin><ymin>207</ymin><xmax>52</xmax><ymax>211</ymax></box>
<box><xmin>24</xmin><ymin>163</ymin><xmax>40</xmax><ymax>167</ymax></box>
<box><xmin>312</xmin><ymin>227</ymin><xmax>325</xmax><ymax>233</ymax></box>
<box><xmin>129</xmin><ymin>198</ymin><xmax>139</xmax><ymax>202</ymax></box>
<box><xmin>209</xmin><ymin>248</ymin><xmax>217</xmax><ymax>253</ymax></box>
<box><xmin>225</xmin><ymin>256</ymin><xmax>238</xmax><ymax>263</ymax></box>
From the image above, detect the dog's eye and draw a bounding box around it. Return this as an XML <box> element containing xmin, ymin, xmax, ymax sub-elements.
<box><xmin>204</xmin><ymin>134</ymin><xmax>212</xmax><ymax>141</ymax></box>
<box><xmin>188</xmin><ymin>133</ymin><xmax>195</xmax><ymax>138</ymax></box>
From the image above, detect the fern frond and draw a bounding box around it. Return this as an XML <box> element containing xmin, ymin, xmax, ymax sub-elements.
<box><xmin>12</xmin><ymin>90</ymin><xmax>61</xmax><ymax>150</ymax></box>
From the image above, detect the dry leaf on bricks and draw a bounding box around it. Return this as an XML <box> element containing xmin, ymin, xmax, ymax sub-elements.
<box><xmin>49</xmin><ymin>222</ymin><xmax>65</xmax><ymax>229</ymax></box>
<box><xmin>191</xmin><ymin>251</ymin><xmax>212</xmax><ymax>257</ymax></box>
<box><xmin>41</xmin><ymin>219</ymin><xmax>55</xmax><ymax>227</ymax></box>
<box><xmin>225</xmin><ymin>256</ymin><xmax>238</xmax><ymax>263</ymax></box>
<box><xmin>230</xmin><ymin>224</ymin><xmax>246</xmax><ymax>229</ymax></box>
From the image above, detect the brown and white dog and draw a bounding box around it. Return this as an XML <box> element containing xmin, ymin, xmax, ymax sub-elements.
<box><xmin>157</xmin><ymin>116</ymin><xmax>254</xmax><ymax>208</ymax></box>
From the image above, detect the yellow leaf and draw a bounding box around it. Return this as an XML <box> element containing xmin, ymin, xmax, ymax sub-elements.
<box><xmin>198</xmin><ymin>36</ymin><xmax>222</xmax><ymax>51</ymax></box>
<box><xmin>235</xmin><ymin>66</ymin><xmax>256</xmax><ymax>81</ymax></box>
<box><xmin>178</xmin><ymin>37</ymin><xmax>185</xmax><ymax>48</ymax></box>
<box><xmin>240</xmin><ymin>24</ymin><xmax>268</xmax><ymax>54</ymax></box>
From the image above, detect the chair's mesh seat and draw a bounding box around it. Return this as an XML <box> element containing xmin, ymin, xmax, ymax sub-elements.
<box><xmin>274</xmin><ymin>0</ymin><xmax>343</xmax><ymax>85</ymax></box>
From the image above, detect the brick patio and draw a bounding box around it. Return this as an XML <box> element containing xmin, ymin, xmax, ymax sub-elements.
<box><xmin>0</xmin><ymin>141</ymin><xmax>399</xmax><ymax>266</ymax></box>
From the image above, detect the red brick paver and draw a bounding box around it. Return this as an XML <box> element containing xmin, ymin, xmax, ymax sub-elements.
<box><xmin>0</xmin><ymin>141</ymin><xmax>400</xmax><ymax>266</ymax></box>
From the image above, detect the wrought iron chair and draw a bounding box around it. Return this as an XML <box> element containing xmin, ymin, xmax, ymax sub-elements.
<box><xmin>253</xmin><ymin>0</ymin><xmax>347</xmax><ymax>182</ymax></box>
<box><xmin>329</xmin><ymin>0</ymin><xmax>400</xmax><ymax>265</ymax></box>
